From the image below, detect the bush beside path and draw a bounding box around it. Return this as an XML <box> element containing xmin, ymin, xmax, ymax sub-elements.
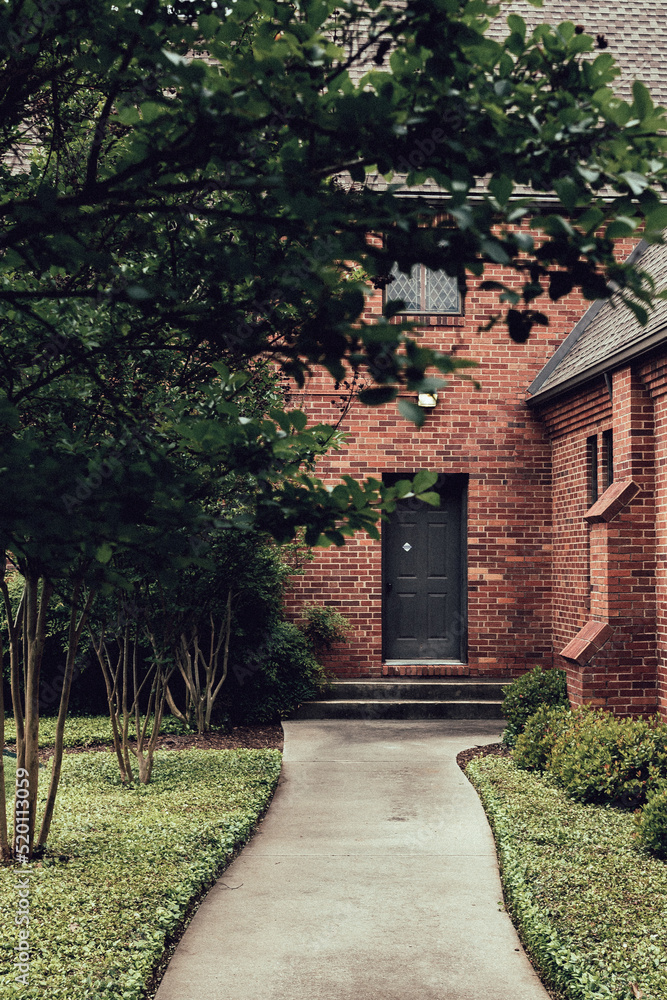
<box><xmin>466</xmin><ymin>753</ymin><xmax>667</xmax><ymax>1000</ymax></box>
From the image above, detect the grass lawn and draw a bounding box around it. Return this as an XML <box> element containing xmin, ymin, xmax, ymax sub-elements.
<box><xmin>0</xmin><ymin>745</ymin><xmax>282</xmax><ymax>1000</ymax></box>
<box><xmin>467</xmin><ymin>755</ymin><xmax>667</xmax><ymax>1000</ymax></box>
<box><xmin>3</xmin><ymin>713</ymin><xmax>190</xmax><ymax>749</ymax></box>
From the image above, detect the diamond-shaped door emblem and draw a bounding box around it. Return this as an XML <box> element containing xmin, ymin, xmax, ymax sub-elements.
<box><xmin>402</xmin><ymin>542</ymin><xmax>412</xmax><ymax>552</ymax></box>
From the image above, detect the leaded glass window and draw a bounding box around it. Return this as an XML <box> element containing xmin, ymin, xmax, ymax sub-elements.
<box><xmin>385</xmin><ymin>263</ymin><xmax>460</xmax><ymax>313</ymax></box>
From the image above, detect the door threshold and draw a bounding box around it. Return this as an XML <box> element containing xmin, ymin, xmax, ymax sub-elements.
<box><xmin>384</xmin><ymin>660</ymin><xmax>467</xmax><ymax>666</ymax></box>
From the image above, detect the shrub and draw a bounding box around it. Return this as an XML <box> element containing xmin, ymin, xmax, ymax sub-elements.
<box><xmin>548</xmin><ymin>710</ymin><xmax>667</xmax><ymax>809</ymax></box>
<box><xmin>467</xmin><ymin>754</ymin><xmax>667</xmax><ymax>1000</ymax></box>
<box><xmin>501</xmin><ymin>666</ymin><xmax>569</xmax><ymax>747</ymax></box>
<box><xmin>300</xmin><ymin>604</ymin><xmax>351</xmax><ymax>654</ymax></box>
<box><xmin>225</xmin><ymin>620</ymin><xmax>328</xmax><ymax>724</ymax></box>
<box><xmin>513</xmin><ymin>704</ymin><xmax>574</xmax><ymax>772</ymax></box>
<box><xmin>636</xmin><ymin>787</ymin><xmax>667</xmax><ymax>858</ymax></box>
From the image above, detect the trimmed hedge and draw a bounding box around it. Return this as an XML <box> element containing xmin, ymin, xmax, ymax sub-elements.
<box><xmin>637</xmin><ymin>788</ymin><xmax>667</xmax><ymax>858</ymax></box>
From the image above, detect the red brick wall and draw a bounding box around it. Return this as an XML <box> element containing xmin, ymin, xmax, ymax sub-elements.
<box><xmin>283</xmin><ymin>230</ymin><xmax>666</xmax><ymax>707</ymax></box>
<box><xmin>641</xmin><ymin>355</ymin><xmax>667</xmax><ymax>718</ymax></box>
<box><xmin>539</xmin><ymin>360</ymin><xmax>663</xmax><ymax>717</ymax></box>
<box><xmin>284</xmin><ymin>261</ymin><xmax>594</xmax><ymax>677</ymax></box>
<box><xmin>281</xmin><ymin>222</ymin><xmax>667</xmax><ymax>719</ymax></box>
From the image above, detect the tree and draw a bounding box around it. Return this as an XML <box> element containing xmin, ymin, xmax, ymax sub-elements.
<box><xmin>3</xmin><ymin>1</ymin><xmax>667</xmax><ymax>403</ymax></box>
<box><xmin>2</xmin><ymin>0</ymin><xmax>667</xmax><ymax>861</ymax></box>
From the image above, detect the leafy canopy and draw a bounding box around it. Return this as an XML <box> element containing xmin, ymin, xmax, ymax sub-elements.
<box><xmin>1</xmin><ymin>0</ymin><xmax>667</xmax><ymax>565</ymax></box>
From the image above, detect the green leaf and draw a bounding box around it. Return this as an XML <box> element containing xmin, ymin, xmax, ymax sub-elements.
<box><xmin>95</xmin><ymin>543</ymin><xmax>113</xmax><ymax>564</ymax></box>
<box><xmin>577</xmin><ymin>165</ymin><xmax>601</xmax><ymax>185</ymax></box>
<box><xmin>577</xmin><ymin>207</ymin><xmax>605</xmax><ymax>234</ymax></box>
<box><xmin>620</xmin><ymin>171</ymin><xmax>649</xmax><ymax>196</ymax></box>
<box><xmin>553</xmin><ymin>178</ymin><xmax>580</xmax><ymax>212</ymax></box>
<box><xmin>605</xmin><ymin>218</ymin><xmax>638</xmax><ymax>240</ymax></box>
<box><xmin>507</xmin><ymin>14</ymin><xmax>526</xmax><ymax>39</ymax></box>
<box><xmin>116</xmin><ymin>105</ymin><xmax>141</xmax><ymax>126</ymax></box>
<box><xmin>384</xmin><ymin>299</ymin><xmax>406</xmax><ymax>319</ymax></box>
<box><xmin>624</xmin><ymin>299</ymin><xmax>649</xmax><ymax>326</ymax></box>
<box><xmin>392</xmin><ymin>478</ymin><xmax>413</xmax><ymax>498</ymax></box>
<box><xmin>644</xmin><ymin>205</ymin><xmax>667</xmax><ymax>237</ymax></box>
<box><xmin>397</xmin><ymin>399</ymin><xmax>425</xmax><ymax>427</ymax></box>
<box><xmin>126</xmin><ymin>285</ymin><xmax>152</xmax><ymax>301</ymax></box>
<box><xmin>416</xmin><ymin>491</ymin><xmax>440</xmax><ymax>507</ymax></box>
<box><xmin>488</xmin><ymin>174</ymin><xmax>513</xmax><ymax>207</ymax></box>
<box><xmin>197</xmin><ymin>13</ymin><xmax>220</xmax><ymax>39</ymax></box>
<box><xmin>632</xmin><ymin>80</ymin><xmax>654</xmax><ymax>121</ymax></box>
<box><xmin>358</xmin><ymin>386</ymin><xmax>398</xmax><ymax>406</ymax></box>
<box><xmin>481</xmin><ymin>238</ymin><xmax>511</xmax><ymax>265</ymax></box>
<box><xmin>290</xmin><ymin>410</ymin><xmax>307</xmax><ymax>431</ymax></box>
<box><xmin>269</xmin><ymin>408</ymin><xmax>292</xmax><ymax>433</ymax></box>
<box><xmin>412</xmin><ymin>470</ymin><xmax>438</xmax><ymax>493</ymax></box>
<box><xmin>349</xmin><ymin>162</ymin><xmax>366</xmax><ymax>183</ymax></box>
<box><xmin>416</xmin><ymin>376</ymin><xmax>448</xmax><ymax>393</ymax></box>
<box><xmin>140</xmin><ymin>102</ymin><xmax>166</xmax><ymax>124</ymax></box>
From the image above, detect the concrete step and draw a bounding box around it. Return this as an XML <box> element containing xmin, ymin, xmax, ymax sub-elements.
<box><xmin>319</xmin><ymin>680</ymin><xmax>508</xmax><ymax>701</ymax></box>
<box><xmin>292</xmin><ymin>678</ymin><xmax>510</xmax><ymax>720</ymax></box>
<box><xmin>292</xmin><ymin>698</ymin><xmax>505</xmax><ymax>720</ymax></box>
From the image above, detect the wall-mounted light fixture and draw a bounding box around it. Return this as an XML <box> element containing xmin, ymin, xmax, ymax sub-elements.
<box><xmin>417</xmin><ymin>392</ymin><xmax>438</xmax><ymax>408</ymax></box>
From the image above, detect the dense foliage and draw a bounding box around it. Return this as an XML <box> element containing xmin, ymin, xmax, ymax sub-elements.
<box><xmin>500</xmin><ymin>665</ymin><xmax>569</xmax><ymax>746</ymax></box>
<box><xmin>3</xmin><ymin>0</ymin><xmax>667</xmax><ymax>856</ymax></box>
<box><xmin>225</xmin><ymin>619</ymin><xmax>329</xmax><ymax>723</ymax></box>
<box><xmin>3</xmin><ymin>714</ymin><xmax>125</xmax><ymax>749</ymax></box>
<box><xmin>0</xmin><ymin>748</ymin><xmax>282</xmax><ymax>1000</ymax></box>
<box><xmin>511</xmin><ymin>702</ymin><xmax>573</xmax><ymax>771</ymax></box>
<box><xmin>299</xmin><ymin>603</ymin><xmax>351</xmax><ymax>654</ymax></box>
<box><xmin>637</xmin><ymin>787</ymin><xmax>667</xmax><ymax>859</ymax></box>
<box><xmin>514</xmin><ymin>704</ymin><xmax>667</xmax><ymax>811</ymax></box>
<box><xmin>468</xmin><ymin>755</ymin><xmax>667</xmax><ymax>1000</ymax></box>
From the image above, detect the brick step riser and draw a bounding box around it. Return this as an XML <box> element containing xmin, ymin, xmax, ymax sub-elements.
<box><xmin>293</xmin><ymin>701</ymin><xmax>505</xmax><ymax>721</ymax></box>
<box><xmin>323</xmin><ymin>682</ymin><xmax>508</xmax><ymax>701</ymax></box>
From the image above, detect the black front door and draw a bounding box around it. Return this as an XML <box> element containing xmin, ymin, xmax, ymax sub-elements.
<box><xmin>383</xmin><ymin>475</ymin><xmax>466</xmax><ymax>661</ymax></box>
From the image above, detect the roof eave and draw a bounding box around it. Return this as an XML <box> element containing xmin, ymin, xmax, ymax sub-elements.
<box><xmin>526</xmin><ymin>326</ymin><xmax>667</xmax><ymax>408</ymax></box>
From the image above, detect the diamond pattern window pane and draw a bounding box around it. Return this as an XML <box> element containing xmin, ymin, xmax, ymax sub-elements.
<box><xmin>386</xmin><ymin>264</ymin><xmax>420</xmax><ymax>311</ymax></box>
<box><xmin>425</xmin><ymin>268</ymin><xmax>459</xmax><ymax>312</ymax></box>
<box><xmin>385</xmin><ymin>263</ymin><xmax>460</xmax><ymax>314</ymax></box>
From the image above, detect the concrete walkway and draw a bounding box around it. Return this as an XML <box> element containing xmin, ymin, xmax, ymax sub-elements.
<box><xmin>155</xmin><ymin>720</ymin><xmax>550</xmax><ymax>1000</ymax></box>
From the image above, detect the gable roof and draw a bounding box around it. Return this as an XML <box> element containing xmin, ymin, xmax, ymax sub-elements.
<box><xmin>528</xmin><ymin>239</ymin><xmax>667</xmax><ymax>403</ymax></box>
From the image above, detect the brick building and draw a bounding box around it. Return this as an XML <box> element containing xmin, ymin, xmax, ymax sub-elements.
<box><xmin>528</xmin><ymin>238</ymin><xmax>667</xmax><ymax>718</ymax></box>
<box><xmin>285</xmin><ymin>2</ymin><xmax>667</xmax><ymax>718</ymax></box>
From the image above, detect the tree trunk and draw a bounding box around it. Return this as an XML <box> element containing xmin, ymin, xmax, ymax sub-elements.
<box><xmin>1</xmin><ymin>575</ymin><xmax>25</xmax><ymax>772</ymax></box>
<box><xmin>20</xmin><ymin>574</ymin><xmax>53</xmax><ymax>857</ymax></box>
<box><xmin>171</xmin><ymin>590</ymin><xmax>232</xmax><ymax>734</ymax></box>
<box><xmin>0</xmin><ymin>630</ymin><xmax>10</xmax><ymax>863</ymax></box>
<box><xmin>37</xmin><ymin>584</ymin><xmax>95</xmax><ymax>849</ymax></box>
<box><xmin>95</xmin><ymin>632</ymin><xmax>133</xmax><ymax>782</ymax></box>
<box><xmin>165</xmin><ymin>683</ymin><xmax>188</xmax><ymax>726</ymax></box>
<box><xmin>206</xmin><ymin>591</ymin><xmax>233</xmax><ymax>730</ymax></box>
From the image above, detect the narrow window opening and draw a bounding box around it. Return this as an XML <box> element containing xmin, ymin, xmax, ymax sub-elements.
<box><xmin>602</xmin><ymin>430</ymin><xmax>614</xmax><ymax>489</ymax></box>
<box><xmin>587</xmin><ymin>435</ymin><xmax>598</xmax><ymax>505</ymax></box>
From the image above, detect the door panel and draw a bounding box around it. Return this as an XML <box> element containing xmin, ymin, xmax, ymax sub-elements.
<box><xmin>383</xmin><ymin>475</ymin><xmax>466</xmax><ymax>661</ymax></box>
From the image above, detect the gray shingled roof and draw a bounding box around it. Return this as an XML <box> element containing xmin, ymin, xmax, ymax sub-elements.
<box><xmin>528</xmin><ymin>239</ymin><xmax>667</xmax><ymax>400</ymax></box>
<box><xmin>488</xmin><ymin>2</ymin><xmax>667</xmax><ymax>107</ymax></box>
<box><xmin>362</xmin><ymin>1</ymin><xmax>667</xmax><ymax>199</ymax></box>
